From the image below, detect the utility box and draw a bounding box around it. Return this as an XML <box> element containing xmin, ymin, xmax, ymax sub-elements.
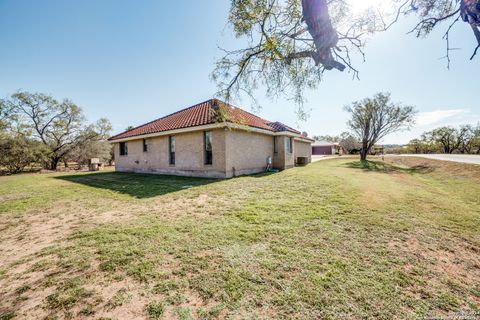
<box><xmin>88</xmin><ymin>158</ymin><xmax>101</xmax><ymax>171</ymax></box>
<box><xmin>296</xmin><ymin>157</ymin><xmax>309</xmax><ymax>166</ymax></box>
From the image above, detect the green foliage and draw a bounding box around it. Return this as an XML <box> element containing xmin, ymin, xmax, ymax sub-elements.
<box><xmin>0</xmin><ymin>101</ymin><xmax>10</xmax><ymax>131</ymax></box>
<box><xmin>2</xmin><ymin>91</ymin><xmax>113</xmax><ymax>170</ymax></box>
<box><xmin>106</xmin><ymin>288</ymin><xmax>132</xmax><ymax>309</ymax></box>
<box><xmin>406</xmin><ymin>0</ymin><xmax>462</xmax><ymax>36</ymax></box>
<box><xmin>45</xmin><ymin>278</ymin><xmax>93</xmax><ymax>310</ymax></box>
<box><xmin>0</xmin><ymin>311</ymin><xmax>16</xmax><ymax>320</ymax></box>
<box><xmin>217</xmin><ymin>0</ymin><xmax>478</xmax><ymax>114</ymax></box>
<box><xmin>214</xmin><ymin>0</ymin><xmax>364</xmax><ymax>117</ymax></box>
<box><xmin>312</xmin><ymin>134</ymin><xmax>341</xmax><ymax>143</ymax></box>
<box><xmin>409</xmin><ymin>124</ymin><xmax>480</xmax><ymax>154</ymax></box>
<box><xmin>78</xmin><ymin>304</ymin><xmax>94</xmax><ymax>316</ymax></box>
<box><xmin>0</xmin><ymin>133</ymin><xmax>48</xmax><ymax>174</ymax></box>
<box><xmin>145</xmin><ymin>301</ymin><xmax>165</xmax><ymax>319</ymax></box>
<box><xmin>345</xmin><ymin>92</ymin><xmax>416</xmax><ymax>159</ymax></box>
<box><xmin>67</xmin><ymin>140</ymin><xmax>113</xmax><ymax>166</ymax></box>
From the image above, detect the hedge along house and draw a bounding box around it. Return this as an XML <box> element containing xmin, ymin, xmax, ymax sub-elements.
<box><xmin>108</xmin><ymin>99</ymin><xmax>313</xmax><ymax>178</ymax></box>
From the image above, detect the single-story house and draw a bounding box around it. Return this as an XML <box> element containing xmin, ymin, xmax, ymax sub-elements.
<box><xmin>312</xmin><ymin>140</ymin><xmax>342</xmax><ymax>155</ymax></box>
<box><xmin>108</xmin><ymin>99</ymin><xmax>313</xmax><ymax>178</ymax></box>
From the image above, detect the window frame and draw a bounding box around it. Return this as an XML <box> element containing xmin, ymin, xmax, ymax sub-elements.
<box><xmin>143</xmin><ymin>138</ymin><xmax>149</xmax><ymax>153</ymax></box>
<box><xmin>169</xmin><ymin>136</ymin><xmax>175</xmax><ymax>166</ymax></box>
<box><xmin>119</xmin><ymin>142</ymin><xmax>128</xmax><ymax>156</ymax></box>
<box><xmin>285</xmin><ymin>137</ymin><xmax>293</xmax><ymax>154</ymax></box>
<box><xmin>274</xmin><ymin>136</ymin><xmax>278</xmax><ymax>154</ymax></box>
<box><xmin>204</xmin><ymin>131</ymin><xmax>213</xmax><ymax>165</ymax></box>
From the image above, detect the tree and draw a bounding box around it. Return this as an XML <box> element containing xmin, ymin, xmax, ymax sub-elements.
<box><xmin>474</xmin><ymin>124</ymin><xmax>480</xmax><ymax>154</ymax></box>
<box><xmin>0</xmin><ymin>102</ymin><xmax>9</xmax><ymax>130</ymax></box>
<box><xmin>339</xmin><ymin>132</ymin><xmax>361</xmax><ymax>154</ymax></box>
<box><xmin>312</xmin><ymin>134</ymin><xmax>341</xmax><ymax>143</ymax></box>
<box><xmin>67</xmin><ymin>119</ymin><xmax>113</xmax><ymax>167</ymax></box>
<box><xmin>0</xmin><ymin>133</ymin><xmax>48</xmax><ymax>174</ymax></box>
<box><xmin>427</xmin><ymin>126</ymin><xmax>461</xmax><ymax>154</ymax></box>
<box><xmin>457</xmin><ymin>124</ymin><xmax>476</xmax><ymax>153</ymax></box>
<box><xmin>345</xmin><ymin>92</ymin><xmax>416</xmax><ymax>161</ymax></box>
<box><xmin>68</xmin><ymin>140</ymin><xmax>113</xmax><ymax>168</ymax></box>
<box><xmin>2</xmin><ymin>91</ymin><xmax>110</xmax><ymax>170</ymax></box>
<box><xmin>407</xmin><ymin>138</ymin><xmax>424</xmax><ymax>154</ymax></box>
<box><xmin>214</xmin><ymin>1</ymin><xmax>480</xmax><ymax>113</ymax></box>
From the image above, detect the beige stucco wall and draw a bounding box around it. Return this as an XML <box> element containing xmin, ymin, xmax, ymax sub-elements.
<box><xmin>114</xmin><ymin>129</ymin><xmax>227</xmax><ymax>178</ymax></box>
<box><xmin>224</xmin><ymin>129</ymin><xmax>274</xmax><ymax>178</ymax></box>
<box><xmin>294</xmin><ymin>139</ymin><xmax>312</xmax><ymax>164</ymax></box>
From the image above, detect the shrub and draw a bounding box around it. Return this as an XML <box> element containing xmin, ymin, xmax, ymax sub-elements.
<box><xmin>0</xmin><ymin>134</ymin><xmax>48</xmax><ymax>174</ymax></box>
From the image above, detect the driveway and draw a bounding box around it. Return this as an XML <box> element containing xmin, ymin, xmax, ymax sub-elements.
<box><xmin>311</xmin><ymin>155</ymin><xmax>339</xmax><ymax>162</ymax></box>
<box><xmin>394</xmin><ymin>154</ymin><xmax>480</xmax><ymax>165</ymax></box>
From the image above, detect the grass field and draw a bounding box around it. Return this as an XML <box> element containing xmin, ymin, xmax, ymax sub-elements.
<box><xmin>0</xmin><ymin>157</ymin><xmax>479</xmax><ymax>319</ymax></box>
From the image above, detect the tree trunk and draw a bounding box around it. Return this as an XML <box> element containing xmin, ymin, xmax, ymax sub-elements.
<box><xmin>360</xmin><ymin>150</ymin><xmax>367</xmax><ymax>161</ymax></box>
<box><xmin>360</xmin><ymin>140</ymin><xmax>369</xmax><ymax>161</ymax></box>
<box><xmin>50</xmin><ymin>157</ymin><xmax>60</xmax><ymax>171</ymax></box>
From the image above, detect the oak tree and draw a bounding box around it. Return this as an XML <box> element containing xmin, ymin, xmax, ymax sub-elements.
<box><xmin>3</xmin><ymin>91</ymin><xmax>111</xmax><ymax>170</ymax></box>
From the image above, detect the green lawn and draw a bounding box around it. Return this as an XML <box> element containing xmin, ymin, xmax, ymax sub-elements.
<box><xmin>0</xmin><ymin>157</ymin><xmax>479</xmax><ymax>319</ymax></box>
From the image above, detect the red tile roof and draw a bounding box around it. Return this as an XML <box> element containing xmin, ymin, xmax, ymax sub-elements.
<box><xmin>109</xmin><ymin>99</ymin><xmax>301</xmax><ymax>141</ymax></box>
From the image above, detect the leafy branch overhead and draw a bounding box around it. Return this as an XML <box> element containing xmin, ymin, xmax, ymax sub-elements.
<box><xmin>213</xmin><ymin>0</ymin><xmax>480</xmax><ymax>108</ymax></box>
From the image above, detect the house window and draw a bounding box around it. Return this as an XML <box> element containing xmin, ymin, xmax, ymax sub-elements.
<box><xmin>285</xmin><ymin>137</ymin><xmax>293</xmax><ymax>153</ymax></box>
<box><xmin>120</xmin><ymin>142</ymin><xmax>128</xmax><ymax>156</ymax></box>
<box><xmin>274</xmin><ymin>137</ymin><xmax>278</xmax><ymax>153</ymax></box>
<box><xmin>143</xmin><ymin>139</ymin><xmax>149</xmax><ymax>152</ymax></box>
<box><xmin>169</xmin><ymin>136</ymin><xmax>175</xmax><ymax>165</ymax></box>
<box><xmin>204</xmin><ymin>131</ymin><xmax>212</xmax><ymax>165</ymax></box>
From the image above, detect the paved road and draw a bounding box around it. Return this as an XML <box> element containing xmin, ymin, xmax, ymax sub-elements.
<box><xmin>394</xmin><ymin>154</ymin><xmax>480</xmax><ymax>165</ymax></box>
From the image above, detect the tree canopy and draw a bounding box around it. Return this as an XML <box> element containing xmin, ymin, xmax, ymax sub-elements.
<box><xmin>345</xmin><ymin>92</ymin><xmax>416</xmax><ymax>160</ymax></box>
<box><xmin>408</xmin><ymin>124</ymin><xmax>480</xmax><ymax>154</ymax></box>
<box><xmin>1</xmin><ymin>91</ymin><xmax>112</xmax><ymax>170</ymax></box>
<box><xmin>214</xmin><ymin>0</ymin><xmax>480</xmax><ymax>115</ymax></box>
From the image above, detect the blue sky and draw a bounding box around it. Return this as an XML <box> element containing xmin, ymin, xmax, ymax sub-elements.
<box><xmin>0</xmin><ymin>0</ymin><xmax>479</xmax><ymax>144</ymax></box>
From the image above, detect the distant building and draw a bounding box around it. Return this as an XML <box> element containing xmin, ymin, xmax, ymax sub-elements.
<box><xmin>371</xmin><ymin>145</ymin><xmax>385</xmax><ymax>155</ymax></box>
<box><xmin>312</xmin><ymin>141</ymin><xmax>342</xmax><ymax>155</ymax></box>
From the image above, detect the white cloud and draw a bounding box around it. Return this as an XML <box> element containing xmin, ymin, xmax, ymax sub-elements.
<box><xmin>415</xmin><ymin>109</ymin><xmax>467</xmax><ymax>127</ymax></box>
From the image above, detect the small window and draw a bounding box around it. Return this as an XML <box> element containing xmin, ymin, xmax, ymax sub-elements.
<box><xmin>274</xmin><ymin>137</ymin><xmax>278</xmax><ymax>153</ymax></box>
<box><xmin>285</xmin><ymin>137</ymin><xmax>293</xmax><ymax>154</ymax></box>
<box><xmin>204</xmin><ymin>131</ymin><xmax>212</xmax><ymax>165</ymax></box>
<box><xmin>120</xmin><ymin>142</ymin><xmax>128</xmax><ymax>156</ymax></box>
<box><xmin>169</xmin><ymin>136</ymin><xmax>175</xmax><ymax>165</ymax></box>
<box><xmin>143</xmin><ymin>139</ymin><xmax>149</xmax><ymax>152</ymax></box>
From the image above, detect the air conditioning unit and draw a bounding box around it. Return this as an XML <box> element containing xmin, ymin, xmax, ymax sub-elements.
<box><xmin>296</xmin><ymin>157</ymin><xmax>309</xmax><ymax>166</ymax></box>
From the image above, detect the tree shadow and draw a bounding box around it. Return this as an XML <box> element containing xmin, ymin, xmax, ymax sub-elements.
<box><xmin>343</xmin><ymin>160</ymin><xmax>435</xmax><ymax>175</ymax></box>
<box><xmin>54</xmin><ymin>172</ymin><xmax>218</xmax><ymax>199</ymax></box>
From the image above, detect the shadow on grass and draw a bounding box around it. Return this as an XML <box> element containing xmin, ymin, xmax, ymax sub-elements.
<box><xmin>250</xmin><ymin>171</ymin><xmax>279</xmax><ymax>178</ymax></box>
<box><xmin>54</xmin><ymin>172</ymin><xmax>218</xmax><ymax>199</ymax></box>
<box><xmin>343</xmin><ymin>160</ymin><xmax>435</xmax><ymax>174</ymax></box>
